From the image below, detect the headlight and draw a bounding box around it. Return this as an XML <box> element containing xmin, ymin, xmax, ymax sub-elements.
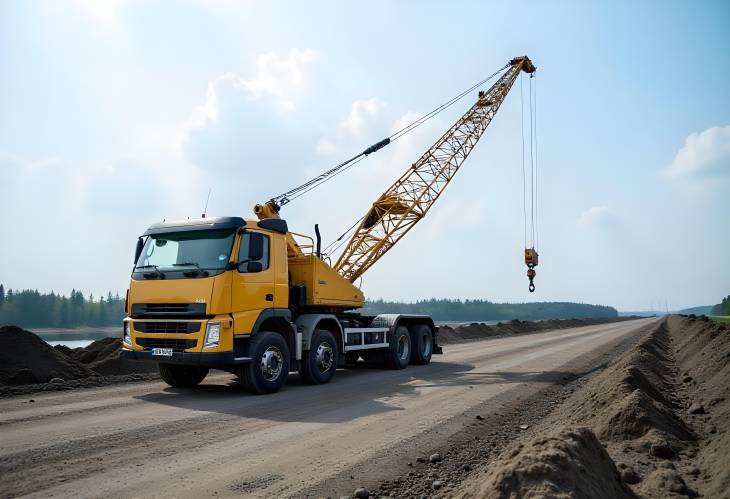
<box><xmin>204</xmin><ymin>321</ymin><xmax>220</xmax><ymax>349</ymax></box>
<box><xmin>123</xmin><ymin>322</ymin><xmax>132</xmax><ymax>346</ymax></box>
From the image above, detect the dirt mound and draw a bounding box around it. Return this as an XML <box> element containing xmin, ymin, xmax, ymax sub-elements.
<box><xmin>0</xmin><ymin>326</ymin><xmax>95</xmax><ymax>385</ymax></box>
<box><xmin>86</xmin><ymin>338</ymin><xmax>157</xmax><ymax>375</ymax></box>
<box><xmin>453</xmin><ymin>427</ymin><xmax>636</xmax><ymax>499</ymax></box>
<box><xmin>437</xmin><ymin>317</ymin><xmax>636</xmax><ymax>345</ymax></box>
<box><xmin>453</xmin><ymin>315</ymin><xmax>729</xmax><ymax>498</ymax></box>
<box><xmin>669</xmin><ymin>315</ymin><xmax>730</xmax><ymax>498</ymax></box>
<box><xmin>564</xmin><ymin>322</ymin><xmax>692</xmax><ymax>444</ymax></box>
<box><xmin>1</xmin><ymin>327</ymin><xmax>158</xmax><ymax>389</ymax></box>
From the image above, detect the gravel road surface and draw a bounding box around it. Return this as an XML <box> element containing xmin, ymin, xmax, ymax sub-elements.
<box><xmin>0</xmin><ymin>318</ymin><xmax>656</xmax><ymax>498</ymax></box>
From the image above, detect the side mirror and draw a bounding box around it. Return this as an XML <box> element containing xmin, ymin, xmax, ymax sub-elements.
<box><xmin>246</xmin><ymin>261</ymin><xmax>264</xmax><ymax>273</ymax></box>
<box><xmin>134</xmin><ymin>237</ymin><xmax>144</xmax><ymax>263</ymax></box>
<box><xmin>248</xmin><ymin>232</ymin><xmax>265</xmax><ymax>261</ymax></box>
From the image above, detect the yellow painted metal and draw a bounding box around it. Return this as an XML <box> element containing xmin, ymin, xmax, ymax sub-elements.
<box><xmin>524</xmin><ymin>247</ymin><xmax>539</xmax><ymax>267</ymax></box>
<box><xmin>333</xmin><ymin>56</ymin><xmax>536</xmax><ymax>282</ymax></box>
<box><xmin>288</xmin><ymin>255</ymin><xmax>365</xmax><ymax>308</ymax></box>
<box><xmin>253</xmin><ymin>202</ymin><xmax>306</xmax><ymax>258</ymax></box>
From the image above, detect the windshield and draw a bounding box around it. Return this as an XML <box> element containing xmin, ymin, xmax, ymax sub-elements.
<box><xmin>135</xmin><ymin>229</ymin><xmax>235</xmax><ymax>272</ymax></box>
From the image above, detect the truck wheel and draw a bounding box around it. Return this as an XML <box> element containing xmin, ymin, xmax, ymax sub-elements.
<box><xmin>410</xmin><ymin>324</ymin><xmax>433</xmax><ymax>365</ymax></box>
<box><xmin>299</xmin><ymin>329</ymin><xmax>338</xmax><ymax>385</ymax></box>
<box><xmin>158</xmin><ymin>363</ymin><xmax>209</xmax><ymax>388</ymax></box>
<box><xmin>240</xmin><ymin>331</ymin><xmax>290</xmax><ymax>394</ymax></box>
<box><xmin>385</xmin><ymin>326</ymin><xmax>411</xmax><ymax>370</ymax></box>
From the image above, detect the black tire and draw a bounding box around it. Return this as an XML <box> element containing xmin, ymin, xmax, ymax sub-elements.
<box><xmin>410</xmin><ymin>324</ymin><xmax>434</xmax><ymax>365</ymax></box>
<box><xmin>385</xmin><ymin>325</ymin><xmax>411</xmax><ymax>370</ymax></box>
<box><xmin>299</xmin><ymin>329</ymin><xmax>338</xmax><ymax>385</ymax></box>
<box><xmin>158</xmin><ymin>363</ymin><xmax>209</xmax><ymax>388</ymax></box>
<box><xmin>240</xmin><ymin>331</ymin><xmax>290</xmax><ymax>394</ymax></box>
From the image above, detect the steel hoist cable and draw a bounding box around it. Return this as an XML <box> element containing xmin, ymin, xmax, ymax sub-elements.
<box><xmin>267</xmin><ymin>63</ymin><xmax>511</xmax><ymax>211</ymax></box>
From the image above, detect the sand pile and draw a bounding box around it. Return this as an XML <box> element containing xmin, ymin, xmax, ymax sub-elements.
<box><xmin>437</xmin><ymin>317</ymin><xmax>634</xmax><ymax>344</ymax></box>
<box><xmin>0</xmin><ymin>326</ymin><xmax>95</xmax><ymax>385</ymax></box>
<box><xmin>0</xmin><ymin>326</ymin><xmax>157</xmax><ymax>388</ymax></box>
<box><xmin>453</xmin><ymin>315</ymin><xmax>729</xmax><ymax>498</ymax></box>
<box><xmin>453</xmin><ymin>427</ymin><xmax>635</xmax><ymax>499</ymax></box>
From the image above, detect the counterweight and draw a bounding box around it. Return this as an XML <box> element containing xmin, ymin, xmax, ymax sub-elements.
<box><xmin>334</xmin><ymin>56</ymin><xmax>536</xmax><ymax>282</ymax></box>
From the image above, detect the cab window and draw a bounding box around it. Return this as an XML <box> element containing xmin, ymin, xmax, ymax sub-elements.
<box><xmin>237</xmin><ymin>232</ymin><xmax>270</xmax><ymax>272</ymax></box>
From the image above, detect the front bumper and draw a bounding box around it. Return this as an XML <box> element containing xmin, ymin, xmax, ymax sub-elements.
<box><xmin>121</xmin><ymin>348</ymin><xmax>251</xmax><ymax>367</ymax></box>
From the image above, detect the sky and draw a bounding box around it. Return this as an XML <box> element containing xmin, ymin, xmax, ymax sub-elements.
<box><xmin>0</xmin><ymin>0</ymin><xmax>728</xmax><ymax>311</ymax></box>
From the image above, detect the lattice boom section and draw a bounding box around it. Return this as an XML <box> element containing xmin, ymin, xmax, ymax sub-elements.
<box><xmin>334</xmin><ymin>61</ymin><xmax>527</xmax><ymax>282</ymax></box>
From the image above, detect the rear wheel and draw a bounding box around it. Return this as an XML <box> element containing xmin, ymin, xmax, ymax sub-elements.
<box><xmin>299</xmin><ymin>329</ymin><xmax>338</xmax><ymax>385</ymax></box>
<box><xmin>410</xmin><ymin>324</ymin><xmax>433</xmax><ymax>365</ymax></box>
<box><xmin>240</xmin><ymin>331</ymin><xmax>290</xmax><ymax>394</ymax></box>
<box><xmin>385</xmin><ymin>326</ymin><xmax>411</xmax><ymax>370</ymax></box>
<box><xmin>158</xmin><ymin>363</ymin><xmax>209</xmax><ymax>388</ymax></box>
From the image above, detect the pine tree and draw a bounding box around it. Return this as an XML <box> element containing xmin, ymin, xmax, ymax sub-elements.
<box><xmin>0</xmin><ymin>284</ymin><xmax>4</xmax><ymax>308</ymax></box>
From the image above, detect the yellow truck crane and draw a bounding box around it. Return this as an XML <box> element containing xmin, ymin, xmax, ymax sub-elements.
<box><xmin>122</xmin><ymin>56</ymin><xmax>537</xmax><ymax>394</ymax></box>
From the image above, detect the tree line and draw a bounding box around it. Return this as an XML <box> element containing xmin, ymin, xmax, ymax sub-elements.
<box><xmin>0</xmin><ymin>284</ymin><xmax>619</xmax><ymax>329</ymax></box>
<box><xmin>360</xmin><ymin>298</ymin><xmax>618</xmax><ymax>321</ymax></box>
<box><xmin>712</xmin><ymin>295</ymin><xmax>730</xmax><ymax>316</ymax></box>
<box><xmin>0</xmin><ymin>284</ymin><xmax>125</xmax><ymax>328</ymax></box>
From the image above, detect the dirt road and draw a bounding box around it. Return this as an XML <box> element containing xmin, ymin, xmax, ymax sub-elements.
<box><xmin>0</xmin><ymin>318</ymin><xmax>656</xmax><ymax>498</ymax></box>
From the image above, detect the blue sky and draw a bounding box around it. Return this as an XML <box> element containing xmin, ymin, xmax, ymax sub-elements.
<box><xmin>1</xmin><ymin>0</ymin><xmax>728</xmax><ymax>311</ymax></box>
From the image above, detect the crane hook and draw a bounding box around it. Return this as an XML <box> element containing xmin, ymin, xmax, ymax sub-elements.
<box><xmin>527</xmin><ymin>266</ymin><xmax>536</xmax><ymax>293</ymax></box>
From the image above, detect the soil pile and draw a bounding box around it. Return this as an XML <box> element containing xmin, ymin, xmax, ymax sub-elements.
<box><xmin>452</xmin><ymin>427</ymin><xmax>635</xmax><ymax>499</ymax></box>
<box><xmin>79</xmin><ymin>337</ymin><xmax>157</xmax><ymax>376</ymax></box>
<box><xmin>670</xmin><ymin>315</ymin><xmax>730</xmax><ymax>498</ymax></box>
<box><xmin>0</xmin><ymin>327</ymin><xmax>157</xmax><ymax>391</ymax></box>
<box><xmin>437</xmin><ymin>317</ymin><xmax>636</xmax><ymax>344</ymax></box>
<box><xmin>453</xmin><ymin>315</ymin><xmax>729</xmax><ymax>498</ymax></box>
<box><xmin>0</xmin><ymin>326</ymin><xmax>95</xmax><ymax>385</ymax></box>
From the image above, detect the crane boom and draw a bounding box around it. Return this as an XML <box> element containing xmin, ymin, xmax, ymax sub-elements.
<box><xmin>333</xmin><ymin>56</ymin><xmax>536</xmax><ymax>282</ymax></box>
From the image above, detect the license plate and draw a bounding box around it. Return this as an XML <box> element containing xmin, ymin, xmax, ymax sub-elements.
<box><xmin>151</xmin><ymin>348</ymin><xmax>173</xmax><ymax>357</ymax></box>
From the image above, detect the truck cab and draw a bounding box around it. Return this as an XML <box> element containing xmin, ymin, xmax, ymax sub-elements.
<box><xmin>122</xmin><ymin>216</ymin><xmax>439</xmax><ymax>394</ymax></box>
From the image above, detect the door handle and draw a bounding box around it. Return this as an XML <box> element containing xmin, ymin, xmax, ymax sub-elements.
<box><xmin>265</xmin><ymin>293</ymin><xmax>274</xmax><ymax>302</ymax></box>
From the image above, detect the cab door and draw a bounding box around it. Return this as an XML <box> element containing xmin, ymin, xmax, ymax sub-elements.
<box><xmin>231</xmin><ymin>231</ymin><xmax>275</xmax><ymax>334</ymax></box>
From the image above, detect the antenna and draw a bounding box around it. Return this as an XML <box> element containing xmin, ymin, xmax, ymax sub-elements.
<box><xmin>202</xmin><ymin>188</ymin><xmax>212</xmax><ymax>218</ymax></box>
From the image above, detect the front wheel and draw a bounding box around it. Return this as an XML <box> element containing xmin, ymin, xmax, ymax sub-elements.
<box><xmin>240</xmin><ymin>331</ymin><xmax>290</xmax><ymax>394</ymax></box>
<box><xmin>158</xmin><ymin>363</ymin><xmax>209</xmax><ymax>388</ymax></box>
<box><xmin>299</xmin><ymin>329</ymin><xmax>338</xmax><ymax>385</ymax></box>
<box><xmin>385</xmin><ymin>326</ymin><xmax>411</xmax><ymax>370</ymax></box>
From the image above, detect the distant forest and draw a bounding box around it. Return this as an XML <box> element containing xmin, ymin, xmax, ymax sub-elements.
<box><xmin>0</xmin><ymin>285</ymin><xmax>124</xmax><ymax>328</ymax></box>
<box><xmin>712</xmin><ymin>295</ymin><xmax>730</xmax><ymax>316</ymax></box>
<box><xmin>360</xmin><ymin>298</ymin><xmax>617</xmax><ymax>321</ymax></box>
<box><xmin>0</xmin><ymin>284</ymin><xmax>618</xmax><ymax>329</ymax></box>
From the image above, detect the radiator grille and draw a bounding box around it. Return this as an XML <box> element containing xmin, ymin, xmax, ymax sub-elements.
<box><xmin>133</xmin><ymin>322</ymin><xmax>200</xmax><ymax>334</ymax></box>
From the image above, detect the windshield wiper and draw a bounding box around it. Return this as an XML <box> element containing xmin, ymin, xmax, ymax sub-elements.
<box><xmin>136</xmin><ymin>265</ymin><xmax>166</xmax><ymax>279</ymax></box>
<box><xmin>172</xmin><ymin>262</ymin><xmax>210</xmax><ymax>277</ymax></box>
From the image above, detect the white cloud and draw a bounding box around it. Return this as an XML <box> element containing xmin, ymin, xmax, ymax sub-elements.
<box><xmin>662</xmin><ymin>125</ymin><xmax>730</xmax><ymax>178</ymax></box>
<box><xmin>339</xmin><ymin>97</ymin><xmax>386</xmax><ymax>136</ymax></box>
<box><xmin>177</xmin><ymin>49</ymin><xmax>318</xmax><ymax>150</ymax></box>
<box><xmin>578</xmin><ymin>206</ymin><xmax>611</xmax><ymax>228</ymax></box>
<box><xmin>316</xmin><ymin>138</ymin><xmax>336</xmax><ymax>156</ymax></box>
<box><xmin>241</xmin><ymin>48</ymin><xmax>318</xmax><ymax>110</ymax></box>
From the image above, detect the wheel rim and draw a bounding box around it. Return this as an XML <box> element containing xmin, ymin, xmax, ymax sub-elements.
<box><xmin>315</xmin><ymin>342</ymin><xmax>334</xmax><ymax>374</ymax></box>
<box><xmin>421</xmin><ymin>332</ymin><xmax>432</xmax><ymax>358</ymax></box>
<box><xmin>397</xmin><ymin>334</ymin><xmax>410</xmax><ymax>361</ymax></box>
<box><xmin>260</xmin><ymin>346</ymin><xmax>284</xmax><ymax>382</ymax></box>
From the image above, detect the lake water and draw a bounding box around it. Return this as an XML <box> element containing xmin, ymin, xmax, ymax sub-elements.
<box><xmin>31</xmin><ymin>326</ymin><xmax>119</xmax><ymax>349</ymax></box>
<box><xmin>47</xmin><ymin>339</ymin><xmax>94</xmax><ymax>348</ymax></box>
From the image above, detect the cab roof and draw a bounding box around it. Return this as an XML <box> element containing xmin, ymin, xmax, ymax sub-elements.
<box><xmin>143</xmin><ymin>217</ymin><xmax>287</xmax><ymax>235</ymax></box>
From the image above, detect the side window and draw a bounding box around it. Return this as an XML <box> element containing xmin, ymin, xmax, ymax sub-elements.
<box><xmin>237</xmin><ymin>233</ymin><xmax>270</xmax><ymax>272</ymax></box>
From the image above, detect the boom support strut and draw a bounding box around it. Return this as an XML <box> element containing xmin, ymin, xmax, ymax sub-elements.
<box><xmin>334</xmin><ymin>56</ymin><xmax>536</xmax><ymax>282</ymax></box>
